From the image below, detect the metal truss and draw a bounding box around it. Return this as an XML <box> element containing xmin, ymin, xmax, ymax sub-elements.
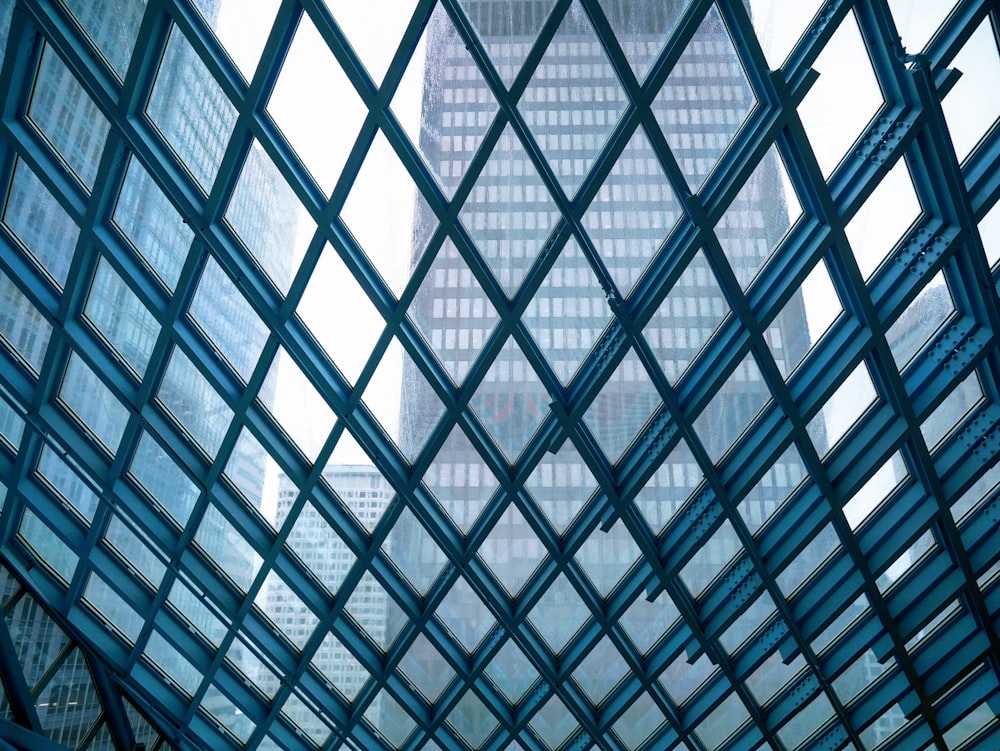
<box><xmin>0</xmin><ymin>0</ymin><xmax>999</xmax><ymax>750</ymax></box>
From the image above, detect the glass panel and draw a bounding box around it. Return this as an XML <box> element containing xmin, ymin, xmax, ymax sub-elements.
<box><xmin>776</xmin><ymin>691</ymin><xmax>835</xmax><ymax>749</ymax></box>
<box><xmin>525</xmin><ymin>439</ymin><xmax>597</xmax><ymax>534</ymax></box>
<box><xmin>0</xmin><ymin>394</ymin><xmax>25</xmax><ymax>449</ymax></box>
<box><xmin>572</xmin><ymin>636</ymin><xmax>628</xmax><ymax>704</ymax></box>
<box><xmin>470</xmin><ymin>336</ymin><xmax>549</xmax><ymax>461</ymax></box>
<box><xmin>82</xmin><ymin>574</ymin><xmax>143</xmax><ymax>643</ymax></box>
<box><xmin>104</xmin><ymin>515</ymin><xmax>165</xmax><ymax>587</ymax></box>
<box><xmin>748</xmin><ymin>0</ymin><xmax>825</xmax><ymax>69</ymax></box>
<box><xmin>260</xmin><ymin>346</ymin><xmax>337</xmax><ymax>462</ymax></box>
<box><xmin>981</xmin><ymin>198</ymin><xmax>1000</xmax><ymax>267</ymax></box>
<box><xmin>257</xmin><ymin>570</ymin><xmax>318</xmax><ymax>651</ymax></box>
<box><xmin>582</xmin><ymin>127</ymin><xmax>680</xmax><ymax>294</ymax></box>
<box><xmin>745</xmin><ymin>651</ymin><xmax>807</xmax><ymax>705</ymax></box>
<box><xmin>645</xmin><ymin>249</ymin><xmax>729</xmax><ymax>385</ymax></box>
<box><xmin>322</xmin><ymin>449</ymin><xmax>395</xmax><ymax>532</ymax></box>
<box><xmin>886</xmin><ymin>272</ymin><xmax>954</xmax><ymax>368</ymax></box>
<box><xmin>194</xmin><ymin>503</ymin><xmax>261</xmax><ymax>593</ymax></box>
<box><xmin>313</xmin><ymin>631</ymin><xmax>369</xmax><ymax>701</ymax></box>
<box><xmin>737</xmin><ymin>444</ymin><xmax>806</xmax><ymax>535</ymax></box>
<box><xmin>806</xmin><ymin>360</ymin><xmax>878</xmax><ymax>457</ymax></box>
<box><xmin>613</xmin><ymin>691</ymin><xmax>666</xmax><ymax>750</ymax></box>
<box><xmin>842</xmin><ymin>452</ymin><xmax>907</xmax><ymax>531</ymax></box>
<box><xmin>424</xmin><ymin>424</ymin><xmax>499</xmax><ymax>533</ymax></box>
<box><xmin>768</xmin><ymin>258</ymin><xmax>840</xmax><ymax>378</ymax></box>
<box><xmin>129</xmin><ymin>430</ymin><xmax>200</xmax><ymax>526</ymax></box>
<box><xmin>267</xmin><ymin>12</ymin><xmax>365</xmax><ymax>194</ymax></box>
<box><xmin>0</xmin><ymin>269</ymin><xmax>52</xmax><ymax>372</ymax></box>
<box><xmin>635</xmin><ymin>438</ymin><xmax>701</xmax><ymax>533</ymax></box>
<box><xmin>342</xmin><ymin>130</ymin><xmax>436</xmax><ymax>300</ymax></box>
<box><xmin>653</xmin><ymin>3</ymin><xmax>757</xmax><ymax>192</ymax></box>
<box><xmin>777</xmin><ymin>523</ymin><xmax>839</xmax><ymax>597</ymax></box>
<box><xmin>191</xmin><ymin>0</ymin><xmax>281</xmax><ymax>81</ymax></box>
<box><xmin>224</xmin><ymin>426</ymin><xmax>273</xmax><ymax>511</ymax></box>
<box><xmin>718</xmin><ymin>144</ymin><xmax>801</xmax><ymax>290</ymax></box>
<box><xmin>224</xmin><ymin>140</ymin><xmax>307</xmax><ymax>294</ymax></box>
<box><xmin>941</xmin><ymin>16</ymin><xmax>1000</xmax><ymax>162</ymax></box>
<box><xmin>202</xmin><ymin>684</ymin><xmax>254</xmax><ymax>743</ymax></box>
<box><xmin>4</xmin><ymin>592</ymin><xmax>69</xmax><ymax>690</ymax></box>
<box><xmin>143</xmin><ymin>631</ymin><xmax>201</xmax><ymax>696</ymax></box>
<box><xmin>62</xmin><ymin>0</ymin><xmax>146</xmax><ymax>78</ymax></box>
<box><xmin>325</xmin><ymin>0</ymin><xmax>417</xmax><ymax>85</ymax></box>
<box><xmin>2</xmin><ymin>159</ymin><xmax>79</xmax><ymax>286</ymax></box>
<box><xmin>157</xmin><ymin>347</ymin><xmax>233</xmax><ymax>458</ymax></box>
<box><xmin>59</xmin><ymin>353</ymin><xmax>129</xmax><ymax>452</ymax></box>
<box><xmin>680</xmin><ymin>519</ymin><xmax>742</xmax><ymax>596</ymax></box>
<box><xmin>693</xmin><ymin>352</ymin><xmax>770</xmax><ymax>462</ymax></box>
<box><xmin>37</xmin><ymin>648</ymin><xmax>102</xmax><ymax>747</ymax></box>
<box><xmin>167</xmin><ymin>581</ymin><xmax>227</xmax><ymax>648</ymax></box>
<box><xmin>620</xmin><ymin>589</ymin><xmax>678</xmax><ymax>655</ymax></box>
<box><xmin>383</xmin><ymin>506</ymin><xmax>447</xmax><ymax>595</ymax></box>
<box><xmin>888</xmin><ymin>0</ymin><xmax>958</xmax><ymax>54</ymax></box>
<box><xmin>845</xmin><ymin>158</ymin><xmax>921</xmax><ymax>279</ymax></box>
<box><xmin>408</xmin><ymin>239</ymin><xmax>500</xmax><ymax>385</ymax></box>
<box><xmin>523</xmin><ymin>238</ymin><xmax>613</xmax><ymax>385</ymax></box>
<box><xmin>447</xmin><ymin>691</ymin><xmax>497</xmax><ymax>749</ymax></box>
<box><xmin>529</xmin><ymin>695</ymin><xmax>578</xmax><ymax>750</ymax></box>
<box><xmin>35</xmin><ymin>444</ymin><xmax>99</xmax><ymax>522</ymax></box>
<box><xmin>459</xmin><ymin>0</ymin><xmax>557</xmax><ymax>87</ymax></box>
<box><xmin>520</xmin><ymin>0</ymin><xmax>628</xmax><ymax>197</ymax></box>
<box><xmin>660</xmin><ymin>651</ymin><xmax>714</xmax><ymax>704</ymax></box>
<box><xmin>527</xmin><ymin>573</ymin><xmax>588</xmax><ymax>653</ymax></box>
<box><xmin>298</xmin><ymin>244</ymin><xmax>384</xmax><ymax>385</ymax></box>
<box><xmin>574</xmin><ymin>520</ymin><xmax>642</xmax><ymax>596</ymax></box>
<box><xmin>284</xmin><ymin>498</ymin><xmax>355</xmax><ymax>595</ymax></box>
<box><xmin>188</xmin><ymin>255</ymin><xmax>266</xmax><ymax>382</ymax></box>
<box><xmin>797</xmin><ymin>11</ymin><xmax>883</xmax><ymax>177</ymax></box>
<box><xmin>833</xmin><ymin>650</ymin><xmax>892</xmax><ymax>704</ymax></box>
<box><xmin>436</xmin><ymin>575</ymin><xmax>496</xmax><ymax>652</ymax></box>
<box><xmin>28</xmin><ymin>45</ymin><xmax>109</xmax><ymax>189</ymax></box>
<box><xmin>478</xmin><ymin>502</ymin><xmax>545</xmax><ymax>595</ymax></box>
<box><xmin>344</xmin><ymin>571</ymin><xmax>404</xmax><ymax>650</ymax></box>
<box><xmin>113</xmin><ymin>155</ymin><xmax>192</xmax><ymax>290</ymax></box>
<box><xmin>921</xmin><ymin>370</ymin><xmax>983</xmax><ymax>449</ymax></box>
<box><xmin>695</xmin><ymin>692</ymin><xmax>750</xmax><ymax>749</ymax></box>
<box><xmin>364</xmin><ymin>691</ymin><xmax>414</xmax><ymax>747</ymax></box>
<box><xmin>84</xmin><ymin>257</ymin><xmax>159</xmax><ymax>376</ymax></box>
<box><xmin>461</xmin><ymin>123</ymin><xmax>559</xmax><ymax>297</ymax></box>
<box><xmin>600</xmin><ymin>0</ymin><xmax>684</xmax><ymax>81</ymax></box>
<box><xmin>146</xmin><ymin>26</ymin><xmax>237</xmax><ymax>192</ymax></box>
<box><xmin>398</xmin><ymin>633</ymin><xmax>455</xmax><ymax>701</ymax></box>
<box><xmin>485</xmin><ymin>639</ymin><xmax>538</xmax><ymax>702</ymax></box>
<box><xmin>584</xmin><ymin>347</ymin><xmax>662</xmax><ymax>462</ymax></box>
<box><xmin>123</xmin><ymin>700</ymin><xmax>159</xmax><ymax>750</ymax></box>
<box><xmin>393</xmin><ymin>1</ymin><xmax>499</xmax><ymax>198</ymax></box>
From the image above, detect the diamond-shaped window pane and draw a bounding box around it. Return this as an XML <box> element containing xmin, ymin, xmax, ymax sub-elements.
<box><xmin>692</xmin><ymin>352</ymin><xmax>770</xmax><ymax>462</ymax></box>
<box><xmin>653</xmin><ymin>4</ymin><xmax>756</xmax><ymax>192</ymax></box>
<box><xmin>424</xmin><ymin>424</ymin><xmax>500</xmax><ymax>533</ymax></box>
<box><xmin>384</xmin><ymin>506</ymin><xmax>447</xmax><ymax>595</ymax></box>
<box><xmin>478</xmin><ymin>502</ymin><xmax>546</xmax><ymax>595</ymax></box>
<box><xmin>459</xmin><ymin>0</ymin><xmax>557</xmax><ymax>87</ymax></box>
<box><xmin>399</xmin><ymin>633</ymin><xmax>455</xmax><ymax>702</ymax></box>
<box><xmin>525</xmin><ymin>439</ymin><xmax>598</xmax><ymax>534</ymax></box>
<box><xmin>527</xmin><ymin>573</ymin><xmax>588</xmax><ymax>653</ymax></box>
<box><xmin>845</xmin><ymin>158</ymin><xmax>921</xmax><ymax>279</ymax></box>
<box><xmin>584</xmin><ymin>347</ymin><xmax>662</xmax><ymax>462</ymax></box>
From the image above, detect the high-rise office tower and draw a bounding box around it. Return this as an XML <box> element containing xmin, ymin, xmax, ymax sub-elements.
<box><xmin>386</xmin><ymin>0</ymin><xmax>815</xmax><ymax>746</ymax></box>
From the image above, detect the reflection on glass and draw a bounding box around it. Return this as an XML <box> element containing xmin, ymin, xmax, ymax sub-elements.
<box><xmin>59</xmin><ymin>353</ymin><xmax>129</xmax><ymax>452</ymax></box>
<box><xmin>886</xmin><ymin>273</ymin><xmax>953</xmax><ymax>370</ymax></box>
<box><xmin>806</xmin><ymin>359</ymin><xmax>877</xmax><ymax>457</ymax></box>
<box><xmin>583</xmin><ymin>347</ymin><xmax>662</xmax><ymax>462</ymax></box>
<box><xmin>693</xmin><ymin>352</ymin><xmax>770</xmax><ymax>462</ymax></box>
<box><xmin>62</xmin><ymin>0</ymin><xmax>146</xmax><ymax>78</ymax></box>
<box><xmin>85</xmin><ymin>257</ymin><xmax>160</xmax><ymax>376</ymax></box>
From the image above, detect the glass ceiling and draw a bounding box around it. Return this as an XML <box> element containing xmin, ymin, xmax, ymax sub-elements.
<box><xmin>0</xmin><ymin>0</ymin><xmax>998</xmax><ymax>750</ymax></box>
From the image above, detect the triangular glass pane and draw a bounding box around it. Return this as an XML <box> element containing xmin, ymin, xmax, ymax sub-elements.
<box><xmin>342</xmin><ymin>129</ymin><xmax>436</xmax><ymax>299</ymax></box>
<box><xmin>583</xmin><ymin>127</ymin><xmax>681</xmax><ymax>294</ymax></box>
<box><xmin>571</xmin><ymin>636</ymin><xmax>628</xmax><ymax>704</ymax></box>
<box><xmin>845</xmin><ymin>158</ymin><xmax>921</xmax><ymax>279</ymax></box>
<box><xmin>286</xmin><ymin>499</ymin><xmax>355</xmax><ymax>595</ymax></box>
<box><xmin>692</xmin><ymin>352</ymin><xmax>770</xmax><ymax>463</ymax></box>
<box><xmin>408</xmin><ymin>239</ymin><xmax>500</xmax><ymax>385</ymax></box>
<box><xmin>653</xmin><ymin>4</ymin><xmax>756</xmax><ymax>192</ymax></box>
<box><xmin>447</xmin><ymin>691</ymin><xmax>498</xmax><ymax>749</ymax></box>
<box><xmin>525</xmin><ymin>440</ymin><xmax>597</xmax><ymax>534</ymax></box>
<box><xmin>941</xmin><ymin>15</ymin><xmax>1000</xmax><ymax>163</ymax></box>
<box><xmin>613</xmin><ymin>691</ymin><xmax>666</xmax><ymax>750</ymax></box>
<box><xmin>599</xmin><ymin>0</ymin><xmax>685</xmax><ymax>82</ymax></box>
<box><xmin>266</xmin><ymin>12</ymin><xmax>365</xmax><ymax>194</ymax></box>
<box><xmin>798</xmin><ymin>10</ymin><xmax>884</xmax><ymax>178</ymax></box>
<box><xmin>523</xmin><ymin>238</ymin><xmax>613</xmax><ymax>385</ymax></box>
<box><xmin>470</xmin><ymin>336</ymin><xmax>550</xmax><ymax>461</ymax></box>
<box><xmin>383</xmin><ymin>506</ymin><xmax>447</xmax><ymax>595</ymax></box>
<box><xmin>717</xmin><ymin>144</ymin><xmax>801</xmax><ymax>289</ymax></box>
<box><xmin>644</xmin><ymin>249</ymin><xmax>728</xmax><ymax>385</ymax></box>
<box><xmin>477</xmin><ymin>502</ymin><xmax>546</xmax><ymax>595</ymax></box>
<box><xmin>323</xmin><ymin>435</ymin><xmax>395</xmax><ymax>532</ymax></box>
<box><xmin>345</xmin><ymin>570</ymin><xmax>405</xmax><ymax>651</ymax></box>
<box><xmin>392</xmin><ymin>2</ymin><xmax>499</xmax><ymax>198</ymax></box>
<box><xmin>458</xmin><ymin>0</ymin><xmax>557</xmax><ymax>88</ymax></box>
<box><xmin>528</xmin><ymin>695</ymin><xmax>579</xmax><ymax>750</ymax></box>
<box><xmin>980</xmin><ymin>199</ymin><xmax>1000</xmax><ymax>267</ymax></box>
<box><xmin>583</xmin><ymin>347</ymin><xmax>662</xmax><ymax>462</ymax></box>
<box><xmin>485</xmin><ymin>639</ymin><xmax>539</xmax><ymax>702</ymax></box>
<box><xmin>399</xmin><ymin>633</ymin><xmax>455</xmax><ymax>702</ymax></box>
<box><xmin>371</xmin><ymin>337</ymin><xmax>445</xmax><ymax>462</ymax></box>
<box><xmin>520</xmin><ymin>0</ymin><xmax>629</xmax><ymax>197</ymax></box>
<box><xmin>460</xmin><ymin>123</ymin><xmax>559</xmax><ymax>296</ymax></box>
<box><xmin>767</xmin><ymin>258</ymin><xmax>840</xmax><ymax>378</ymax></box>
<box><xmin>436</xmin><ymin>575</ymin><xmax>496</xmax><ymax>652</ymax></box>
<box><xmin>634</xmin><ymin>438</ymin><xmax>701</xmax><ymax>534</ymax></box>
<box><xmin>298</xmin><ymin>243</ymin><xmax>384</xmax><ymax>385</ymax></box>
<box><xmin>423</xmin><ymin>423</ymin><xmax>499</xmax><ymax>533</ymax></box>
<box><xmin>620</xmin><ymin>589</ymin><xmax>679</xmax><ymax>655</ymax></box>
<box><xmin>325</xmin><ymin>0</ymin><xmax>416</xmax><ymax>85</ymax></box>
<box><xmin>527</xmin><ymin>573</ymin><xmax>588</xmax><ymax>653</ymax></box>
<box><xmin>313</xmin><ymin>631</ymin><xmax>369</xmax><ymax>701</ymax></box>
<box><xmin>260</xmin><ymin>346</ymin><xmax>337</xmax><ymax>463</ymax></box>
<box><xmin>5</xmin><ymin>594</ymin><xmax>68</xmax><ymax>690</ymax></box>
<box><xmin>225</xmin><ymin>139</ymin><xmax>308</xmax><ymax>295</ymax></box>
<box><xmin>574</xmin><ymin>520</ymin><xmax>642</xmax><ymax>596</ymax></box>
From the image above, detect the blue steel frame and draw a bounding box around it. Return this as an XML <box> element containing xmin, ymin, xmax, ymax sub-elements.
<box><xmin>0</xmin><ymin>0</ymin><xmax>998</xmax><ymax>750</ymax></box>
